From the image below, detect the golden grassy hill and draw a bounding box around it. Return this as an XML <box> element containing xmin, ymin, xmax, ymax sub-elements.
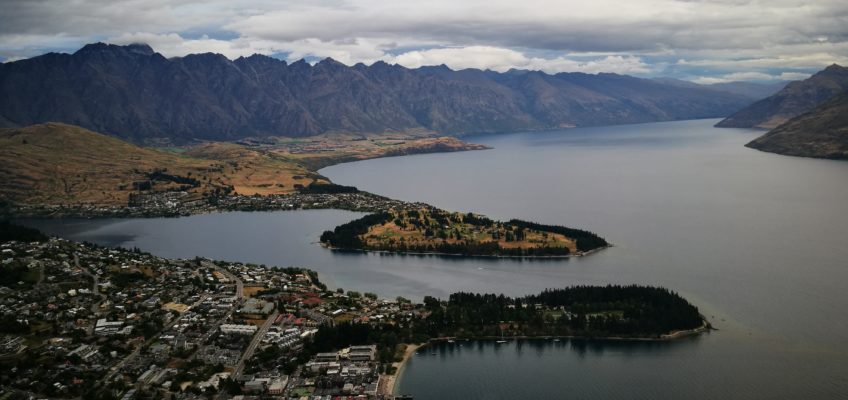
<box><xmin>0</xmin><ymin>123</ymin><xmax>324</xmax><ymax>206</ymax></box>
<box><xmin>182</xmin><ymin>141</ymin><xmax>328</xmax><ymax>196</ymax></box>
<box><xmin>267</xmin><ymin>132</ymin><xmax>490</xmax><ymax>170</ymax></box>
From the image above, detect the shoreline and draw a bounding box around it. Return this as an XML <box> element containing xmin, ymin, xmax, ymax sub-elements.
<box><xmin>379</xmin><ymin>321</ymin><xmax>710</xmax><ymax>396</ymax></box>
<box><xmin>378</xmin><ymin>343</ymin><xmax>422</xmax><ymax>397</ymax></box>
<box><xmin>3</xmin><ymin>141</ymin><xmax>489</xmax><ymax>220</ymax></box>
<box><xmin>660</xmin><ymin>318</ymin><xmax>713</xmax><ymax>340</ymax></box>
<box><xmin>321</xmin><ymin>243</ymin><xmax>612</xmax><ymax>260</ymax></box>
<box><xmin>424</xmin><ymin>321</ymin><xmax>711</xmax><ymax>343</ymax></box>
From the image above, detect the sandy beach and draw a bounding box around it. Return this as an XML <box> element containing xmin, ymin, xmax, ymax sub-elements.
<box><xmin>377</xmin><ymin>343</ymin><xmax>423</xmax><ymax>396</ymax></box>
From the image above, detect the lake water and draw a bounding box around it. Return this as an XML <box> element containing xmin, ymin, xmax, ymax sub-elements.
<box><xmin>23</xmin><ymin>119</ymin><xmax>848</xmax><ymax>399</ymax></box>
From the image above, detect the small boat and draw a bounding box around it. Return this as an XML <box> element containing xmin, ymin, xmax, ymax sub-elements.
<box><xmin>496</xmin><ymin>340</ymin><xmax>508</xmax><ymax>344</ymax></box>
<box><xmin>553</xmin><ymin>338</ymin><xmax>561</xmax><ymax>342</ymax></box>
<box><xmin>447</xmin><ymin>340</ymin><xmax>455</xmax><ymax>343</ymax></box>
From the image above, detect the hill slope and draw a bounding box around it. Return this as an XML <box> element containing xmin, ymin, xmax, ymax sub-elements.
<box><xmin>0</xmin><ymin>123</ymin><xmax>324</xmax><ymax>205</ymax></box>
<box><xmin>716</xmin><ymin>64</ymin><xmax>848</xmax><ymax>129</ymax></box>
<box><xmin>0</xmin><ymin>43</ymin><xmax>752</xmax><ymax>143</ymax></box>
<box><xmin>745</xmin><ymin>92</ymin><xmax>848</xmax><ymax>159</ymax></box>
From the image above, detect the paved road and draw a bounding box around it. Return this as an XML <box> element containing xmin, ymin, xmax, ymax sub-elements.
<box><xmin>74</xmin><ymin>253</ymin><xmax>105</xmax><ymax>314</ymax></box>
<box><xmin>204</xmin><ymin>260</ymin><xmax>243</xmax><ymax>299</ymax></box>
<box><xmin>232</xmin><ymin>310</ymin><xmax>279</xmax><ymax>379</ymax></box>
<box><xmin>98</xmin><ymin>294</ymin><xmax>209</xmax><ymax>385</ymax></box>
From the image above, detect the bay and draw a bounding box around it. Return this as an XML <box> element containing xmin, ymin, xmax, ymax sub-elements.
<box><xmin>25</xmin><ymin>119</ymin><xmax>848</xmax><ymax>399</ymax></box>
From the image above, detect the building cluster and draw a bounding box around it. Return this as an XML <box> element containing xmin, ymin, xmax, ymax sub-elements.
<box><xmin>11</xmin><ymin>191</ymin><xmax>432</xmax><ymax>219</ymax></box>
<box><xmin>297</xmin><ymin>345</ymin><xmax>381</xmax><ymax>398</ymax></box>
<box><xmin>0</xmin><ymin>236</ymin><xmax>420</xmax><ymax>399</ymax></box>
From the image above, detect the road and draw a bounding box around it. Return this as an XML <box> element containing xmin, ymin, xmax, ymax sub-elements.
<box><xmin>232</xmin><ymin>310</ymin><xmax>279</xmax><ymax>379</ymax></box>
<box><xmin>98</xmin><ymin>293</ymin><xmax>209</xmax><ymax>385</ymax></box>
<box><xmin>74</xmin><ymin>252</ymin><xmax>105</xmax><ymax>314</ymax></box>
<box><xmin>203</xmin><ymin>260</ymin><xmax>243</xmax><ymax>299</ymax></box>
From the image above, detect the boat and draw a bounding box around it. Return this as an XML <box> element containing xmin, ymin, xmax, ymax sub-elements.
<box><xmin>496</xmin><ymin>340</ymin><xmax>508</xmax><ymax>344</ymax></box>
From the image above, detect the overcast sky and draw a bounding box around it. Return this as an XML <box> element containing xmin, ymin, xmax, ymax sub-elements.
<box><xmin>2</xmin><ymin>0</ymin><xmax>846</xmax><ymax>83</ymax></box>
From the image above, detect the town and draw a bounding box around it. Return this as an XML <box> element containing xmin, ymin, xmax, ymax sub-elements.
<box><xmin>6</xmin><ymin>191</ymin><xmax>432</xmax><ymax>220</ymax></box>
<box><xmin>0</xmin><ymin>232</ymin><xmax>423</xmax><ymax>400</ymax></box>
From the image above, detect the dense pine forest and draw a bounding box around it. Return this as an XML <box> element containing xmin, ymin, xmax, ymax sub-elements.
<box><xmin>0</xmin><ymin>220</ymin><xmax>48</xmax><ymax>243</ymax></box>
<box><xmin>423</xmin><ymin>285</ymin><xmax>704</xmax><ymax>338</ymax></box>
<box><xmin>297</xmin><ymin>285</ymin><xmax>705</xmax><ymax>368</ymax></box>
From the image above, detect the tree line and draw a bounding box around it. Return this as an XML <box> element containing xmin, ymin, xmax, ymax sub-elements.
<box><xmin>0</xmin><ymin>220</ymin><xmax>48</xmax><ymax>243</ymax></box>
<box><xmin>301</xmin><ymin>285</ymin><xmax>703</xmax><ymax>360</ymax></box>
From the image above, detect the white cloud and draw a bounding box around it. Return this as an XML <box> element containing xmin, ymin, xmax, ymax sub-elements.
<box><xmin>779</xmin><ymin>72</ymin><xmax>813</xmax><ymax>81</ymax></box>
<box><xmin>389</xmin><ymin>46</ymin><xmax>652</xmax><ymax>74</ymax></box>
<box><xmin>109</xmin><ymin>33</ymin><xmax>273</xmax><ymax>59</ymax></box>
<box><xmin>691</xmin><ymin>71</ymin><xmax>811</xmax><ymax>84</ymax></box>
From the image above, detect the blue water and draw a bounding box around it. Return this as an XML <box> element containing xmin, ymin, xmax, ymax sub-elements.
<box><xmin>26</xmin><ymin>119</ymin><xmax>848</xmax><ymax>399</ymax></box>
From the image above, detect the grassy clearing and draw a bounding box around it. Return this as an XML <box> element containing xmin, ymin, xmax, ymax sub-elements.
<box><xmin>360</xmin><ymin>209</ymin><xmax>576</xmax><ymax>254</ymax></box>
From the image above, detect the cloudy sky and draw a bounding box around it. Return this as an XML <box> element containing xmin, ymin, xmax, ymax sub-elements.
<box><xmin>1</xmin><ymin>0</ymin><xmax>846</xmax><ymax>83</ymax></box>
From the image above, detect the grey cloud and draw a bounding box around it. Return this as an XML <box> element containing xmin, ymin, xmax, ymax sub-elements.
<box><xmin>0</xmin><ymin>0</ymin><xmax>846</xmax><ymax>78</ymax></box>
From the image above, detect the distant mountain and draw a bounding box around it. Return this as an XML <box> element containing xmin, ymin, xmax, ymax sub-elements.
<box><xmin>706</xmin><ymin>81</ymin><xmax>788</xmax><ymax>100</ymax></box>
<box><xmin>0</xmin><ymin>43</ymin><xmax>752</xmax><ymax>143</ymax></box>
<box><xmin>745</xmin><ymin>91</ymin><xmax>848</xmax><ymax>159</ymax></box>
<box><xmin>653</xmin><ymin>78</ymin><xmax>787</xmax><ymax>100</ymax></box>
<box><xmin>716</xmin><ymin>64</ymin><xmax>848</xmax><ymax>129</ymax></box>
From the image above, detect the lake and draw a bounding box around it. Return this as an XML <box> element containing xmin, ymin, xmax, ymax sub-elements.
<box><xmin>23</xmin><ymin>119</ymin><xmax>848</xmax><ymax>399</ymax></box>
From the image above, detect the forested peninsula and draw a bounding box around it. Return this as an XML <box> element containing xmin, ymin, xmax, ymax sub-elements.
<box><xmin>320</xmin><ymin>209</ymin><xmax>608</xmax><ymax>257</ymax></box>
<box><xmin>307</xmin><ymin>285</ymin><xmax>708</xmax><ymax>351</ymax></box>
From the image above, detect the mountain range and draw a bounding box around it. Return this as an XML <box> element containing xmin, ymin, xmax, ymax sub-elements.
<box><xmin>0</xmin><ymin>42</ymin><xmax>755</xmax><ymax>143</ymax></box>
<box><xmin>652</xmin><ymin>78</ymin><xmax>787</xmax><ymax>100</ymax></box>
<box><xmin>715</xmin><ymin>64</ymin><xmax>848</xmax><ymax>129</ymax></box>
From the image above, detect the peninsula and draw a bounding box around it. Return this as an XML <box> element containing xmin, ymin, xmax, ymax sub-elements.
<box><xmin>0</xmin><ymin>123</ymin><xmax>486</xmax><ymax>211</ymax></box>
<box><xmin>320</xmin><ymin>209</ymin><xmax>609</xmax><ymax>257</ymax></box>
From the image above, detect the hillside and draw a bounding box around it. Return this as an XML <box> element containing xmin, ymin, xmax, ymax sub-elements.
<box><xmin>745</xmin><ymin>91</ymin><xmax>848</xmax><ymax>159</ymax></box>
<box><xmin>0</xmin><ymin>43</ymin><xmax>752</xmax><ymax>143</ymax></box>
<box><xmin>267</xmin><ymin>133</ymin><xmax>490</xmax><ymax>170</ymax></box>
<box><xmin>320</xmin><ymin>209</ymin><xmax>608</xmax><ymax>257</ymax></box>
<box><xmin>716</xmin><ymin>64</ymin><xmax>848</xmax><ymax>129</ymax></box>
<box><xmin>0</xmin><ymin>123</ymin><xmax>324</xmax><ymax>206</ymax></box>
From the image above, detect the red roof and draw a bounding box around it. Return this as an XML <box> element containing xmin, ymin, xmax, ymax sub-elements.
<box><xmin>302</xmin><ymin>297</ymin><xmax>323</xmax><ymax>306</ymax></box>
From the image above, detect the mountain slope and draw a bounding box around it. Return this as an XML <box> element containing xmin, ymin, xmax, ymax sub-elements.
<box><xmin>707</xmin><ymin>81</ymin><xmax>787</xmax><ymax>100</ymax></box>
<box><xmin>0</xmin><ymin>123</ymin><xmax>323</xmax><ymax>205</ymax></box>
<box><xmin>745</xmin><ymin>91</ymin><xmax>848</xmax><ymax>159</ymax></box>
<box><xmin>716</xmin><ymin>64</ymin><xmax>848</xmax><ymax>129</ymax></box>
<box><xmin>0</xmin><ymin>43</ymin><xmax>752</xmax><ymax>143</ymax></box>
